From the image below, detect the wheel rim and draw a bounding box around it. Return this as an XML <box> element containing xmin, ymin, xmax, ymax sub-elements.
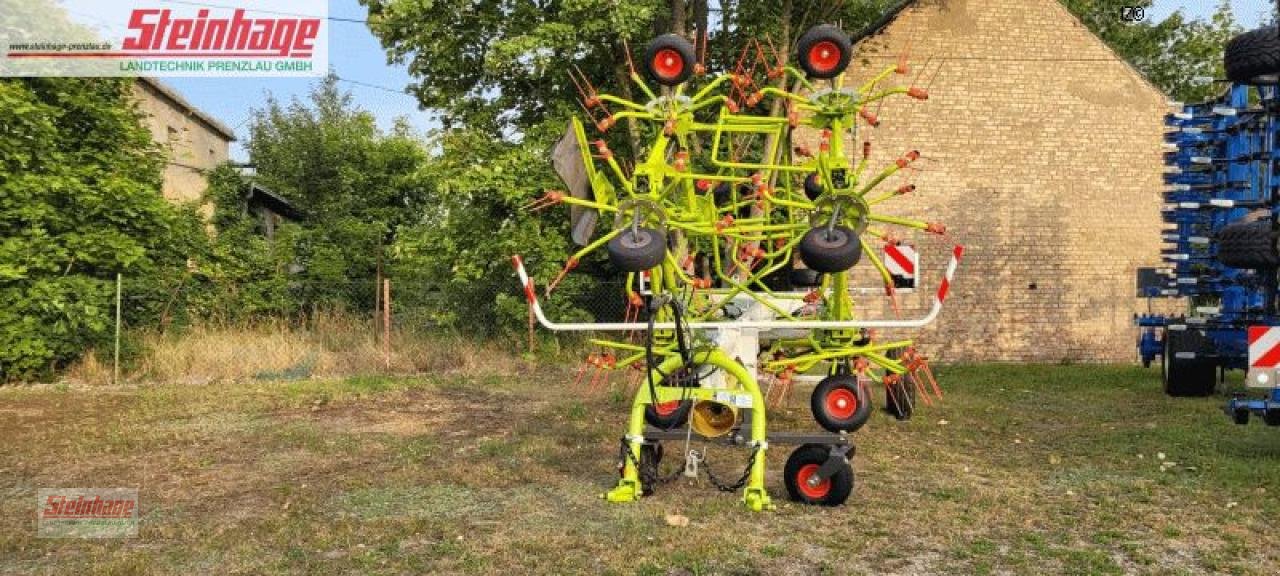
<box><xmin>652</xmin><ymin>48</ymin><xmax>684</xmax><ymax>80</ymax></box>
<box><xmin>654</xmin><ymin>400</ymin><xmax>680</xmax><ymax>416</ymax></box>
<box><xmin>807</xmin><ymin>40</ymin><xmax>842</xmax><ymax>74</ymax></box>
<box><xmin>796</xmin><ymin>463</ymin><xmax>831</xmax><ymax>499</ymax></box>
<box><xmin>824</xmin><ymin>387</ymin><xmax>857</xmax><ymax>420</ymax></box>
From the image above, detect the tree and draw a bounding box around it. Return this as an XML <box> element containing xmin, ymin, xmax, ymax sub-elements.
<box><xmin>218</xmin><ymin>75</ymin><xmax>430</xmax><ymax>315</ymax></box>
<box><xmin>1062</xmin><ymin>0</ymin><xmax>1242</xmax><ymax>102</ymax></box>
<box><xmin>0</xmin><ymin>78</ymin><xmax>207</xmax><ymax>380</ymax></box>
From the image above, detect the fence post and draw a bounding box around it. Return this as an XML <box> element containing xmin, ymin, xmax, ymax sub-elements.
<box><xmin>383</xmin><ymin>278</ymin><xmax>391</xmax><ymax>371</ymax></box>
<box><xmin>113</xmin><ymin>272</ymin><xmax>122</xmax><ymax>386</ymax></box>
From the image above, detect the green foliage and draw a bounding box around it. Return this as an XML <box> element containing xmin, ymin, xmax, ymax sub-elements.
<box><xmin>202</xmin><ymin>75</ymin><xmax>430</xmax><ymax>320</ymax></box>
<box><xmin>1063</xmin><ymin>0</ymin><xmax>1242</xmax><ymax>102</ymax></box>
<box><xmin>0</xmin><ymin>78</ymin><xmax>207</xmax><ymax>380</ymax></box>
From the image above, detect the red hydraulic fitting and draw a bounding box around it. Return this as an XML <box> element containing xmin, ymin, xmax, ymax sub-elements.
<box><xmin>627</xmin><ymin>290</ymin><xmax>644</xmax><ymax>308</ymax></box>
<box><xmin>725</xmin><ymin>100</ymin><xmax>740</xmax><ymax>114</ymax></box>
<box><xmin>594</xmin><ymin>139</ymin><xmax>612</xmax><ymax>160</ymax></box>
<box><xmin>852</xmin><ymin>357</ymin><xmax>870</xmax><ymax>374</ymax></box>
<box><xmin>597</xmin><ymin>115</ymin><xmax>616</xmax><ymax>132</ymax></box>
<box><xmin>584</xmin><ymin>93</ymin><xmax>601</xmax><ymax>107</ymax></box>
<box><xmin>862</xmin><ymin>141</ymin><xmax>872</xmax><ymax>159</ymax></box>
<box><xmin>803</xmin><ymin>289</ymin><xmax>821</xmax><ymax>304</ymax></box>
<box><xmin>925</xmin><ymin>222</ymin><xmax>947</xmax><ymax>235</ymax></box>
<box><xmin>673</xmin><ymin>150</ymin><xmax>689</xmax><ymax>172</ymax></box>
<box><xmin>694</xmin><ymin>62</ymin><xmax>707</xmax><ymax>76</ymax></box>
<box><xmin>693</xmin><ymin>277</ymin><xmax>713</xmax><ymax>289</ymax></box>
<box><xmin>715</xmin><ymin>215</ymin><xmax>735</xmax><ymax>232</ymax></box>
<box><xmin>787</xmin><ymin>109</ymin><xmax>800</xmax><ymax>127</ymax></box>
<box><xmin>663</xmin><ymin>118</ymin><xmax>677</xmax><ymax>136</ymax></box>
<box><xmin>895</xmin><ymin>150</ymin><xmax>920</xmax><ymax>168</ymax></box>
<box><xmin>696</xmin><ymin>179</ymin><xmax>712</xmax><ymax>191</ymax></box>
<box><xmin>860</xmin><ymin>109</ymin><xmax>880</xmax><ymax>127</ymax></box>
<box><xmin>794</xmin><ymin>145</ymin><xmax>813</xmax><ymax>158</ymax></box>
<box><xmin>896</xmin><ymin>184</ymin><xmax>916</xmax><ymax>195</ymax></box>
<box><xmin>907</xmin><ymin>87</ymin><xmax>929</xmax><ymax>100</ymax></box>
<box><xmin>746</xmin><ymin>91</ymin><xmax>764</xmax><ymax>107</ymax></box>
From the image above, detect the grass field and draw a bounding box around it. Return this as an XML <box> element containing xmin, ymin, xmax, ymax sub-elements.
<box><xmin>2</xmin><ymin>362</ymin><xmax>1279</xmax><ymax>575</ymax></box>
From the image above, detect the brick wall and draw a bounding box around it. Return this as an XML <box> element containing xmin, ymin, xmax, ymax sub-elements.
<box><xmin>798</xmin><ymin>0</ymin><xmax>1171</xmax><ymax>362</ymax></box>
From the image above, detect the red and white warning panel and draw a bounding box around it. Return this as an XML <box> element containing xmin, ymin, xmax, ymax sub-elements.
<box><xmin>1247</xmin><ymin>325</ymin><xmax>1280</xmax><ymax>388</ymax></box>
<box><xmin>884</xmin><ymin>243</ymin><xmax>918</xmax><ymax>290</ymax></box>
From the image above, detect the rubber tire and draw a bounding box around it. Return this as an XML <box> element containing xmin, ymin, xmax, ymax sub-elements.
<box><xmin>810</xmin><ymin>374</ymin><xmax>872</xmax><ymax>433</ymax></box>
<box><xmin>799</xmin><ymin>225</ymin><xmax>862</xmax><ymax>273</ymax></box>
<box><xmin>1162</xmin><ymin>329</ymin><xmax>1216</xmax><ymax>397</ymax></box>
<box><xmin>644</xmin><ymin>34</ymin><xmax>696</xmax><ymax>86</ymax></box>
<box><xmin>883</xmin><ymin>350</ymin><xmax>917</xmax><ymax>421</ymax></box>
<box><xmin>1225</xmin><ymin>26</ymin><xmax>1280</xmax><ymax>85</ymax></box>
<box><xmin>803</xmin><ymin>173</ymin><xmax>824</xmax><ymax>200</ymax></box>
<box><xmin>608</xmin><ymin>227</ymin><xmax>666</xmax><ymax>272</ymax></box>
<box><xmin>1232</xmin><ymin>408</ymin><xmax>1251</xmax><ymax>426</ymax></box>
<box><xmin>783</xmin><ymin>444</ymin><xmax>853</xmax><ymax>506</ymax></box>
<box><xmin>796</xmin><ymin>25</ymin><xmax>852</xmax><ymax>80</ymax></box>
<box><xmin>1216</xmin><ymin>220</ymin><xmax>1280</xmax><ymax>270</ymax></box>
<box><xmin>644</xmin><ymin>399</ymin><xmax>691</xmax><ymax>429</ymax></box>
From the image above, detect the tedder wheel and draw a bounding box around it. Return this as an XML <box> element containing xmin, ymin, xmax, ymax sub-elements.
<box><xmin>1225</xmin><ymin>26</ymin><xmax>1280</xmax><ymax>85</ymax></box>
<box><xmin>803</xmin><ymin>173</ymin><xmax>824</xmax><ymax>200</ymax></box>
<box><xmin>796</xmin><ymin>25</ymin><xmax>852</xmax><ymax>79</ymax></box>
<box><xmin>811</xmin><ymin>374</ymin><xmax>871</xmax><ymax>433</ymax></box>
<box><xmin>783</xmin><ymin>444</ymin><xmax>853</xmax><ymax>506</ymax></box>
<box><xmin>1216</xmin><ymin>220</ymin><xmax>1280</xmax><ymax>270</ymax></box>
<box><xmin>608</xmin><ymin>227</ymin><xmax>667</xmax><ymax>272</ymax></box>
<box><xmin>644</xmin><ymin>34</ymin><xmax>696</xmax><ymax>86</ymax></box>
<box><xmin>644</xmin><ymin>399</ymin><xmax>692</xmax><ymax>429</ymax></box>
<box><xmin>799</xmin><ymin>225</ymin><xmax>862</xmax><ymax>273</ymax></box>
<box><xmin>883</xmin><ymin>351</ymin><xmax>917</xmax><ymax>421</ymax></box>
<box><xmin>1162</xmin><ymin>328</ymin><xmax>1217</xmax><ymax>397</ymax></box>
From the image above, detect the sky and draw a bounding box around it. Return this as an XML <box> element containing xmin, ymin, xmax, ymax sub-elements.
<box><xmin>159</xmin><ymin>0</ymin><xmax>432</xmax><ymax>161</ymax></box>
<box><xmin>79</xmin><ymin>0</ymin><xmax>1278</xmax><ymax>162</ymax></box>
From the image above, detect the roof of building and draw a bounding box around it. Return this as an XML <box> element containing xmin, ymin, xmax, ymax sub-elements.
<box><xmin>136</xmin><ymin>77</ymin><xmax>237</xmax><ymax>141</ymax></box>
<box><xmin>245</xmin><ymin>182</ymin><xmax>304</xmax><ymax>221</ymax></box>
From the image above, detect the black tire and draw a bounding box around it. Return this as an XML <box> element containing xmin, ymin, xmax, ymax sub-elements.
<box><xmin>789</xmin><ymin>266</ymin><xmax>821</xmax><ymax>288</ymax></box>
<box><xmin>796</xmin><ymin>25</ymin><xmax>852</xmax><ymax>79</ymax></box>
<box><xmin>1265</xmin><ymin>410</ymin><xmax>1280</xmax><ymax>427</ymax></box>
<box><xmin>644</xmin><ymin>34</ymin><xmax>696</xmax><ymax>86</ymax></box>
<box><xmin>608</xmin><ymin>227</ymin><xmax>666</xmax><ymax>272</ymax></box>
<box><xmin>810</xmin><ymin>374</ymin><xmax>871</xmax><ymax>433</ymax></box>
<box><xmin>1225</xmin><ymin>26</ymin><xmax>1280</xmax><ymax>85</ymax></box>
<box><xmin>783</xmin><ymin>444</ymin><xmax>853</xmax><ymax>506</ymax></box>
<box><xmin>1162</xmin><ymin>329</ymin><xmax>1216</xmax><ymax>397</ymax></box>
<box><xmin>644</xmin><ymin>399</ymin><xmax>691</xmax><ymax>429</ymax></box>
<box><xmin>883</xmin><ymin>351</ymin><xmax>917</xmax><ymax>421</ymax></box>
<box><xmin>803</xmin><ymin>173</ymin><xmax>824</xmax><ymax>200</ymax></box>
<box><xmin>799</xmin><ymin>225</ymin><xmax>862</xmax><ymax>273</ymax></box>
<box><xmin>1232</xmin><ymin>408</ymin><xmax>1251</xmax><ymax>426</ymax></box>
<box><xmin>1216</xmin><ymin>220</ymin><xmax>1279</xmax><ymax>269</ymax></box>
<box><xmin>638</xmin><ymin>442</ymin><xmax>663</xmax><ymax>496</ymax></box>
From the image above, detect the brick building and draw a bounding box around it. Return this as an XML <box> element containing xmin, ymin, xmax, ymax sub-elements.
<box><xmin>132</xmin><ymin>78</ymin><xmax>236</xmax><ymax>213</ymax></box>
<box><xmin>818</xmin><ymin>0</ymin><xmax>1169</xmax><ymax>362</ymax></box>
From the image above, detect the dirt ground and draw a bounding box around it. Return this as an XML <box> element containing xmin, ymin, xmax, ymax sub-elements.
<box><xmin>2</xmin><ymin>363</ymin><xmax>1278</xmax><ymax>575</ymax></box>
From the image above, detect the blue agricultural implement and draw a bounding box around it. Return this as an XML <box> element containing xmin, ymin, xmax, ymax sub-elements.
<box><xmin>1137</xmin><ymin>24</ymin><xmax>1280</xmax><ymax>426</ymax></box>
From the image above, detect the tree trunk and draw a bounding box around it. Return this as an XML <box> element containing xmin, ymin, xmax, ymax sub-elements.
<box><xmin>670</xmin><ymin>0</ymin><xmax>686</xmax><ymax>36</ymax></box>
<box><xmin>614</xmin><ymin>61</ymin><xmax>642</xmax><ymax>156</ymax></box>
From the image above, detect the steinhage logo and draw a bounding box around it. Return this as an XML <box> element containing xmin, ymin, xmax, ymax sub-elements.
<box><xmin>0</xmin><ymin>0</ymin><xmax>329</xmax><ymax>77</ymax></box>
<box><xmin>123</xmin><ymin>8</ymin><xmax>320</xmax><ymax>57</ymax></box>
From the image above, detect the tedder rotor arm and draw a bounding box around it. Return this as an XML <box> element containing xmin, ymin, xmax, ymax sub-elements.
<box><xmin>511</xmin><ymin>245</ymin><xmax>964</xmax><ymax>332</ymax></box>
